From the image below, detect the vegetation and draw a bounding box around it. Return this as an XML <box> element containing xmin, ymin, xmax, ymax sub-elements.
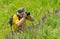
<box><xmin>0</xmin><ymin>0</ymin><xmax>60</xmax><ymax>39</ymax></box>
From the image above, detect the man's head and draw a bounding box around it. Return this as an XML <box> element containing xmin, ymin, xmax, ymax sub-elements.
<box><xmin>17</xmin><ymin>8</ymin><xmax>26</xmax><ymax>17</ymax></box>
<box><xmin>17</xmin><ymin>8</ymin><xmax>30</xmax><ymax>17</ymax></box>
<box><xmin>18</xmin><ymin>8</ymin><xmax>24</xmax><ymax>12</ymax></box>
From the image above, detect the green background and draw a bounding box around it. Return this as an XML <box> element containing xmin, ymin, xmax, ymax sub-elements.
<box><xmin>0</xmin><ymin>0</ymin><xmax>60</xmax><ymax>39</ymax></box>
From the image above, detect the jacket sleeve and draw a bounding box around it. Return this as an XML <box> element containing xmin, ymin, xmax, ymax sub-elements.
<box><xmin>13</xmin><ymin>15</ymin><xmax>20</xmax><ymax>24</ymax></box>
<box><xmin>26</xmin><ymin>15</ymin><xmax>34</xmax><ymax>21</ymax></box>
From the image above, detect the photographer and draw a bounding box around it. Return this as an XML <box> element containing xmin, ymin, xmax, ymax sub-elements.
<box><xmin>11</xmin><ymin>8</ymin><xmax>34</xmax><ymax>39</ymax></box>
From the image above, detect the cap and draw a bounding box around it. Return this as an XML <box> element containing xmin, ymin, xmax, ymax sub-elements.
<box><xmin>18</xmin><ymin>8</ymin><xmax>25</xmax><ymax>13</ymax></box>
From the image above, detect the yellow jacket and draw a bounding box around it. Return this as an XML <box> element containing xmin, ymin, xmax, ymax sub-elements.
<box><xmin>12</xmin><ymin>14</ymin><xmax>31</xmax><ymax>32</ymax></box>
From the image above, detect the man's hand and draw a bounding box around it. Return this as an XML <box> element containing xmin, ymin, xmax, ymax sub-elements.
<box><xmin>23</xmin><ymin>12</ymin><xmax>27</xmax><ymax>18</ymax></box>
<box><xmin>16</xmin><ymin>12</ymin><xmax>27</xmax><ymax>26</ymax></box>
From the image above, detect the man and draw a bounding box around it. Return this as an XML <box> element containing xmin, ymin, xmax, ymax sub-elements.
<box><xmin>12</xmin><ymin>8</ymin><xmax>34</xmax><ymax>39</ymax></box>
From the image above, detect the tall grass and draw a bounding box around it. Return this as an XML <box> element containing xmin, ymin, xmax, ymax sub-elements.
<box><xmin>0</xmin><ymin>0</ymin><xmax>60</xmax><ymax>39</ymax></box>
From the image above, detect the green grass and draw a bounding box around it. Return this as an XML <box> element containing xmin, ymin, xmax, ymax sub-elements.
<box><xmin>0</xmin><ymin>0</ymin><xmax>60</xmax><ymax>39</ymax></box>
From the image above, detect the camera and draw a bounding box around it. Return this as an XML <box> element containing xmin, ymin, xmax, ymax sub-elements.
<box><xmin>17</xmin><ymin>8</ymin><xmax>30</xmax><ymax>16</ymax></box>
<box><xmin>25</xmin><ymin>12</ymin><xmax>30</xmax><ymax>16</ymax></box>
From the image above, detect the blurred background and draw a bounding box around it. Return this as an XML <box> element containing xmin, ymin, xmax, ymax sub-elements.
<box><xmin>0</xmin><ymin>0</ymin><xmax>60</xmax><ymax>39</ymax></box>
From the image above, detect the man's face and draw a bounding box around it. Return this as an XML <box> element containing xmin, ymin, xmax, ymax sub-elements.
<box><xmin>21</xmin><ymin>12</ymin><xmax>24</xmax><ymax>15</ymax></box>
<box><xmin>19</xmin><ymin>12</ymin><xmax>25</xmax><ymax>17</ymax></box>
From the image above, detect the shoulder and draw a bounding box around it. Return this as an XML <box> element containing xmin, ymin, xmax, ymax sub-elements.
<box><xmin>13</xmin><ymin>14</ymin><xmax>18</xmax><ymax>19</ymax></box>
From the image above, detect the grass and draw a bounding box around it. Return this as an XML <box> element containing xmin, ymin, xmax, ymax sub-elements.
<box><xmin>0</xmin><ymin>0</ymin><xmax>60</xmax><ymax>39</ymax></box>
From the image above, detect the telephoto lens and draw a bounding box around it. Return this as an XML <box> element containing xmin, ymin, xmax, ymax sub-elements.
<box><xmin>25</xmin><ymin>12</ymin><xmax>30</xmax><ymax>16</ymax></box>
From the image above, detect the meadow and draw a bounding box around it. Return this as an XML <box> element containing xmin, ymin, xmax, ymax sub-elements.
<box><xmin>0</xmin><ymin>0</ymin><xmax>60</xmax><ymax>39</ymax></box>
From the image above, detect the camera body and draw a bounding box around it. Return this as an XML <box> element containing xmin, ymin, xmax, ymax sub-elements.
<box><xmin>25</xmin><ymin>12</ymin><xmax>30</xmax><ymax>16</ymax></box>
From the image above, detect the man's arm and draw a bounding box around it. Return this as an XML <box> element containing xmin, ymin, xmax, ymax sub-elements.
<box><xmin>16</xmin><ymin>13</ymin><xmax>27</xmax><ymax>26</ymax></box>
<box><xmin>26</xmin><ymin>15</ymin><xmax>34</xmax><ymax>21</ymax></box>
<box><xmin>16</xmin><ymin>17</ymin><xmax>26</xmax><ymax>26</ymax></box>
